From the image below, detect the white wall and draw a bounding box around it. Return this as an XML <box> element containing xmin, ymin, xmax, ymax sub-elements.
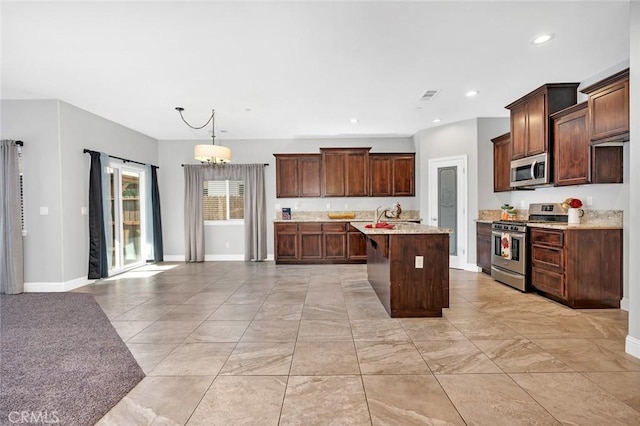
<box><xmin>414</xmin><ymin>118</ymin><xmax>480</xmax><ymax>270</ymax></box>
<box><xmin>626</xmin><ymin>0</ymin><xmax>640</xmax><ymax>358</ymax></box>
<box><xmin>1</xmin><ymin>100</ymin><xmax>158</xmax><ymax>290</ymax></box>
<box><xmin>1</xmin><ymin>100</ymin><xmax>64</xmax><ymax>283</ymax></box>
<box><xmin>158</xmin><ymin>136</ymin><xmax>417</xmax><ymax>259</ymax></box>
<box><xmin>477</xmin><ymin>118</ymin><xmax>512</xmax><ymax>210</ymax></box>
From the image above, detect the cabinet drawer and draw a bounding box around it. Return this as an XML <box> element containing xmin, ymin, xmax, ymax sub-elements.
<box><xmin>529</xmin><ymin>228</ymin><xmax>564</xmax><ymax>247</ymax></box>
<box><xmin>299</xmin><ymin>223</ymin><xmax>322</xmax><ymax>232</ymax></box>
<box><xmin>476</xmin><ymin>222</ymin><xmax>492</xmax><ymax>237</ymax></box>
<box><xmin>532</xmin><ymin>267</ymin><xmax>565</xmax><ymax>299</ymax></box>
<box><xmin>531</xmin><ymin>244</ymin><xmax>564</xmax><ymax>272</ymax></box>
<box><xmin>276</xmin><ymin>223</ymin><xmax>298</xmax><ymax>233</ymax></box>
<box><xmin>323</xmin><ymin>223</ymin><xmax>347</xmax><ymax>232</ymax></box>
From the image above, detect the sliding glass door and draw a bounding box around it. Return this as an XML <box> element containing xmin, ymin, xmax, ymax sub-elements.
<box><xmin>107</xmin><ymin>163</ymin><xmax>146</xmax><ymax>274</ymax></box>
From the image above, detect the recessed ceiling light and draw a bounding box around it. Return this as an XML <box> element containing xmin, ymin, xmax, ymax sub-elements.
<box><xmin>466</xmin><ymin>90</ymin><xmax>479</xmax><ymax>97</ymax></box>
<box><xmin>432</xmin><ymin>118</ymin><xmax>441</xmax><ymax>123</ymax></box>
<box><xmin>532</xmin><ymin>33</ymin><xmax>554</xmax><ymax>45</ymax></box>
<box><xmin>350</xmin><ymin>118</ymin><xmax>359</xmax><ymax>124</ymax></box>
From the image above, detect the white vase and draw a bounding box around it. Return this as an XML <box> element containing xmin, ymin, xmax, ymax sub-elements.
<box><xmin>568</xmin><ymin>208</ymin><xmax>583</xmax><ymax>224</ymax></box>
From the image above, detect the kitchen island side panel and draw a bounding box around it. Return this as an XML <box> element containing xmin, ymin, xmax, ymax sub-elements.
<box><xmin>366</xmin><ymin>232</ymin><xmax>450</xmax><ymax>317</ymax></box>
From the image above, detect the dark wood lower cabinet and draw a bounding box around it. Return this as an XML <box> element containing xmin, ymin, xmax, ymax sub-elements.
<box><xmin>275</xmin><ymin>222</ymin><xmax>366</xmax><ymax>264</ymax></box>
<box><xmin>530</xmin><ymin>227</ymin><xmax>622</xmax><ymax>308</ymax></box>
<box><xmin>323</xmin><ymin>223</ymin><xmax>348</xmax><ymax>259</ymax></box>
<box><xmin>365</xmin><ymin>232</ymin><xmax>449</xmax><ymax>317</ymax></box>
<box><xmin>476</xmin><ymin>222</ymin><xmax>492</xmax><ymax>274</ymax></box>
<box><xmin>347</xmin><ymin>226</ymin><xmax>368</xmax><ymax>261</ymax></box>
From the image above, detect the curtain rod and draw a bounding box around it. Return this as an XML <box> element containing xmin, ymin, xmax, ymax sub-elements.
<box><xmin>16</xmin><ymin>141</ymin><xmax>23</xmax><ymax>146</ymax></box>
<box><xmin>181</xmin><ymin>163</ymin><xmax>269</xmax><ymax>167</ymax></box>
<box><xmin>83</xmin><ymin>149</ymin><xmax>158</xmax><ymax>168</ymax></box>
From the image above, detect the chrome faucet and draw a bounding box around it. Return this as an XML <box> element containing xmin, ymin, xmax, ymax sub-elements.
<box><xmin>375</xmin><ymin>205</ymin><xmax>391</xmax><ymax>224</ymax></box>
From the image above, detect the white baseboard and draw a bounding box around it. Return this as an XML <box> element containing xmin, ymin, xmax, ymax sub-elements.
<box><xmin>626</xmin><ymin>335</ymin><xmax>640</xmax><ymax>360</ymax></box>
<box><xmin>621</xmin><ymin>297</ymin><xmax>630</xmax><ymax>311</ymax></box>
<box><xmin>463</xmin><ymin>263</ymin><xmax>482</xmax><ymax>273</ymax></box>
<box><xmin>164</xmin><ymin>255</ymin><xmax>185</xmax><ymax>262</ymax></box>
<box><xmin>25</xmin><ymin>276</ymin><xmax>95</xmax><ymax>292</ymax></box>
<box><xmin>164</xmin><ymin>254</ymin><xmax>275</xmax><ymax>262</ymax></box>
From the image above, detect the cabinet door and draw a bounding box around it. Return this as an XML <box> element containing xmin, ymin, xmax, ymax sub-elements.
<box><xmin>492</xmin><ymin>133</ymin><xmax>511</xmax><ymax>192</ymax></box>
<box><xmin>323</xmin><ymin>223</ymin><xmax>347</xmax><ymax>259</ymax></box>
<box><xmin>299</xmin><ymin>223</ymin><xmax>323</xmax><ymax>260</ymax></box>
<box><xmin>591</xmin><ymin>146</ymin><xmax>623</xmax><ymax>184</ymax></box>
<box><xmin>275</xmin><ymin>224</ymin><xmax>299</xmax><ymax>261</ymax></box>
<box><xmin>392</xmin><ymin>156</ymin><xmax>415</xmax><ymax>196</ymax></box>
<box><xmin>476</xmin><ymin>223</ymin><xmax>492</xmax><ymax>274</ymax></box>
<box><xmin>510</xmin><ymin>103</ymin><xmax>527</xmax><ymax>160</ymax></box>
<box><xmin>275</xmin><ymin>156</ymin><xmax>299</xmax><ymax>198</ymax></box>
<box><xmin>589</xmin><ymin>78</ymin><xmax>629</xmax><ymax>142</ymax></box>
<box><xmin>345</xmin><ymin>151</ymin><xmax>369</xmax><ymax>196</ymax></box>
<box><xmin>322</xmin><ymin>152</ymin><xmax>346</xmax><ymax>196</ymax></box>
<box><xmin>299</xmin><ymin>155</ymin><xmax>322</xmax><ymax>197</ymax></box>
<box><xmin>553</xmin><ymin>104</ymin><xmax>589</xmax><ymax>186</ymax></box>
<box><xmin>348</xmin><ymin>226</ymin><xmax>368</xmax><ymax>261</ymax></box>
<box><xmin>526</xmin><ymin>92</ymin><xmax>547</xmax><ymax>156</ymax></box>
<box><xmin>370</xmin><ymin>156</ymin><xmax>392</xmax><ymax>196</ymax></box>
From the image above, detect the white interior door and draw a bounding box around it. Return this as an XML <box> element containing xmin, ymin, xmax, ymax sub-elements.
<box><xmin>428</xmin><ymin>156</ymin><xmax>467</xmax><ymax>270</ymax></box>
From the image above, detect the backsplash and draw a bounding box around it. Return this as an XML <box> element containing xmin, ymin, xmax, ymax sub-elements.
<box><xmin>478</xmin><ymin>209</ymin><xmax>623</xmax><ymax>226</ymax></box>
<box><xmin>276</xmin><ymin>210</ymin><xmax>420</xmax><ymax>221</ymax></box>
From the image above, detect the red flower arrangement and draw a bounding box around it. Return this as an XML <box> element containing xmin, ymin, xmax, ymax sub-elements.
<box><xmin>562</xmin><ymin>198</ymin><xmax>583</xmax><ymax>209</ymax></box>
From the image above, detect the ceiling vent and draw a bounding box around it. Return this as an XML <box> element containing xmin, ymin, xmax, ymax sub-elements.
<box><xmin>420</xmin><ymin>90</ymin><xmax>440</xmax><ymax>101</ymax></box>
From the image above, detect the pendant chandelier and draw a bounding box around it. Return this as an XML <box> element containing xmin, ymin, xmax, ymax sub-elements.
<box><xmin>175</xmin><ymin>107</ymin><xmax>232</xmax><ymax>163</ymax></box>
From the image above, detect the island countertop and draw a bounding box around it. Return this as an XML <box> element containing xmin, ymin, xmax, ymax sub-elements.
<box><xmin>350</xmin><ymin>221</ymin><xmax>452</xmax><ymax>235</ymax></box>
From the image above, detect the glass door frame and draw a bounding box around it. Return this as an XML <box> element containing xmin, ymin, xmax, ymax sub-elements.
<box><xmin>107</xmin><ymin>161</ymin><xmax>147</xmax><ymax>276</ymax></box>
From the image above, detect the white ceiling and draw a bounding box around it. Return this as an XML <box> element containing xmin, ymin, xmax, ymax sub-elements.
<box><xmin>1</xmin><ymin>1</ymin><xmax>631</xmax><ymax>141</ymax></box>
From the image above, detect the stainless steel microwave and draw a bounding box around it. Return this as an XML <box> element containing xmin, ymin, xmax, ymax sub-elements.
<box><xmin>510</xmin><ymin>152</ymin><xmax>549</xmax><ymax>188</ymax></box>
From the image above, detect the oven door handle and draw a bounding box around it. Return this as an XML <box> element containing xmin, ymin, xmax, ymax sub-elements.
<box><xmin>491</xmin><ymin>265</ymin><xmax>524</xmax><ymax>280</ymax></box>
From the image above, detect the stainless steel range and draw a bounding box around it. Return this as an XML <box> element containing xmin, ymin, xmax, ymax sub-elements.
<box><xmin>491</xmin><ymin>203</ymin><xmax>568</xmax><ymax>291</ymax></box>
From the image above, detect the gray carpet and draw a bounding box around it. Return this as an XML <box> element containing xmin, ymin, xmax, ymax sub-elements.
<box><xmin>0</xmin><ymin>293</ymin><xmax>145</xmax><ymax>426</ymax></box>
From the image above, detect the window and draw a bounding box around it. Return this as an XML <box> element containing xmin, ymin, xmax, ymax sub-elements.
<box><xmin>203</xmin><ymin>180</ymin><xmax>244</xmax><ymax>221</ymax></box>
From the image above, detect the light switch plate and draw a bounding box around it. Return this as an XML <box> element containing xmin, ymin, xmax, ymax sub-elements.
<box><xmin>81</xmin><ymin>207</ymin><xmax>88</xmax><ymax>215</ymax></box>
<box><xmin>415</xmin><ymin>256</ymin><xmax>424</xmax><ymax>268</ymax></box>
<box><xmin>39</xmin><ymin>207</ymin><xmax>49</xmax><ymax>216</ymax></box>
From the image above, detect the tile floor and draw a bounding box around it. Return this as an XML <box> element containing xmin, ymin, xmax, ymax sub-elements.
<box><xmin>73</xmin><ymin>262</ymin><xmax>640</xmax><ymax>425</ymax></box>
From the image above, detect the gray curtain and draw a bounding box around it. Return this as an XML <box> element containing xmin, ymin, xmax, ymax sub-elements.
<box><xmin>0</xmin><ymin>140</ymin><xmax>24</xmax><ymax>294</ymax></box>
<box><xmin>184</xmin><ymin>165</ymin><xmax>205</xmax><ymax>262</ymax></box>
<box><xmin>184</xmin><ymin>164</ymin><xmax>267</xmax><ymax>262</ymax></box>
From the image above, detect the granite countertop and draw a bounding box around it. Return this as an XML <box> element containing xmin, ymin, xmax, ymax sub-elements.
<box><xmin>475</xmin><ymin>219</ymin><xmax>494</xmax><ymax>224</ymax></box>
<box><xmin>527</xmin><ymin>222</ymin><xmax>623</xmax><ymax>230</ymax></box>
<box><xmin>273</xmin><ymin>218</ymin><xmax>421</xmax><ymax>223</ymax></box>
<box><xmin>350</xmin><ymin>221</ymin><xmax>452</xmax><ymax>235</ymax></box>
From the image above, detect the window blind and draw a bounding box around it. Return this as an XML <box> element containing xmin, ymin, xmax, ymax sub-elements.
<box><xmin>203</xmin><ymin>180</ymin><xmax>244</xmax><ymax>221</ymax></box>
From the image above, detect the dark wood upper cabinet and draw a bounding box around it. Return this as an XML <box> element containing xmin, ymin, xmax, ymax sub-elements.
<box><xmin>321</xmin><ymin>148</ymin><xmax>370</xmax><ymax>197</ymax></box>
<box><xmin>552</xmin><ymin>102</ymin><xmax>623</xmax><ymax>186</ymax></box>
<box><xmin>369</xmin><ymin>153</ymin><xmax>415</xmax><ymax>197</ymax></box>
<box><xmin>274</xmin><ymin>154</ymin><xmax>321</xmax><ymax>198</ymax></box>
<box><xmin>506</xmin><ymin>83</ymin><xmax>579</xmax><ymax>160</ymax></box>
<box><xmin>552</xmin><ymin>102</ymin><xmax>590</xmax><ymax>186</ymax></box>
<box><xmin>580</xmin><ymin>68</ymin><xmax>629</xmax><ymax>144</ymax></box>
<box><xmin>491</xmin><ymin>133</ymin><xmax>511</xmax><ymax>192</ymax></box>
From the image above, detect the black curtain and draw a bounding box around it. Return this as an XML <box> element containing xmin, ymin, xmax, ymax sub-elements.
<box><xmin>150</xmin><ymin>165</ymin><xmax>164</xmax><ymax>262</ymax></box>
<box><xmin>88</xmin><ymin>152</ymin><xmax>108</xmax><ymax>279</ymax></box>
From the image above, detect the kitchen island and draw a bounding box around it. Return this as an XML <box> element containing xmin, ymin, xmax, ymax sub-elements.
<box><xmin>351</xmin><ymin>222</ymin><xmax>452</xmax><ymax>318</ymax></box>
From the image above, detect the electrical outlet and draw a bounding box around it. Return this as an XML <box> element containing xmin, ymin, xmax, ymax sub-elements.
<box><xmin>345</xmin><ymin>203</ymin><xmax>349</xmax><ymax>209</ymax></box>
<box><xmin>294</xmin><ymin>202</ymin><xmax>299</xmax><ymax>210</ymax></box>
<box><xmin>275</xmin><ymin>203</ymin><xmax>281</xmax><ymax>210</ymax></box>
<box><xmin>81</xmin><ymin>207</ymin><xmax>88</xmax><ymax>215</ymax></box>
<box><xmin>326</xmin><ymin>203</ymin><xmax>331</xmax><ymax>210</ymax></box>
<box><xmin>415</xmin><ymin>256</ymin><xmax>424</xmax><ymax>268</ymax></box>
<box><xmin>39</xmin><ymin>207</ymin><xmax>49</xmax><ymax>216</ymax></box>
<box><xmin>225</xmin><ymin>242</ymin><xmax>230</xmax><ymax>248</ymax></box>
<box><xmin>586</xmin><ymin>196</ymin><xmax>593</xmax><ymax>206</ymax></box>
